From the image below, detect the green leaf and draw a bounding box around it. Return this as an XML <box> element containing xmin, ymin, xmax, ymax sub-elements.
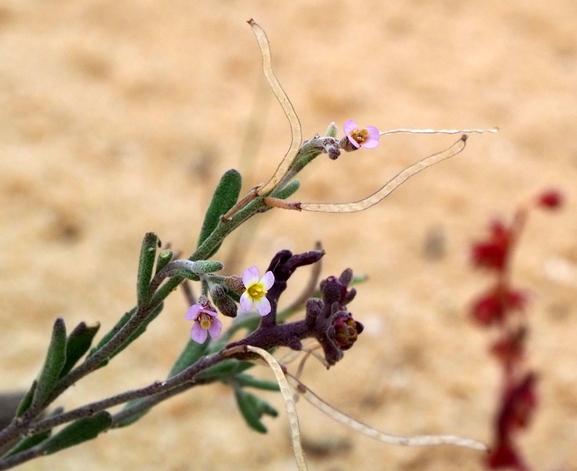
<box><xmin>234</xmin><ymin>373</ymin><xmax>280</xmax><ymax>392</ymax></box>
<box><xmin>155</xmin><ymin>249</ymin><xmax>174</xmax><ymax>274</ymax></box>
<box><xmin>15</xmin><ymin>382</ymin><xmax>36</xmax><ymax>417</ymax></box>
<box><xmin>271</xmin><ymin>179</ymin><xmax>300</xmax><ymax>200</ymax></box>
<box><xmin>109</xmin><ymin>303</ymin><xmax>164</xmax><ymax>361</ymax></box>
<box><xmin>59</xmin><ymin>322</ymin><xmax>101</xmax><ymax>379</ymax></box>
<box><xmin>137</xmin><ymin>232</ymin><xmax>160</xmax><ymax>308</ymax></box>
<box><xmin>234</xmin><ymin>389</ymin><xmax>278</xmax><ymax>434</ymax></box>
<box><xmin>3</xmin><ymin>429</ymin><xmax>51</xmax><ymax>458</ymax></box>
<box><xmin>32</xmin><ymin>318</ymin><xmax>67</xmax><ymax>407</ymax></box>
<box><xmin>168</xmin><ymin>339</ymin><xmax>209</xmax><ymax>378</ymax></box>
<box><xmin>197</xmin><ymin>169</ymin><xmax>242</xmax><ymax>253</ymax></box>
<box><xmin>88</xmin><ymin>303</ymin><xmax>164</xmax><ymax>367</ymax></box>
<box><xmin>195</xmin><ymin>359</ymin><xmax>253</xmax><ymax>382</ymax></box>
<box><xmin>112</xmin><ymin>305</ymin><xmax>165</xmax><ymax>365</ymax></box>
<box><xmin>161</xmin><ymin>260</ymin><xmax>224</xmax><ymax>281</ymax></box>
<box><xmin>113</xmin><ymin>400</ymin><xmax>151</xmax><ymax>428</ymax></box>
<box><xmin>234</xmin><ymin>388</ymin><xmax>266</xmax><ymax>433</ymax></box>
<box><xmin>189</xmin><ymin>260</ymin><xmax>224</xmax><ymax>274</ymax></box>
<box><xmin>88</xmin><ymin>308</ymin><xmax>136</xmax><ymax>362</ymax></box>
<box><xmin>40</xmin><ymin>411</ymin><xmax>111</xmax><ymax>454</ymax></box>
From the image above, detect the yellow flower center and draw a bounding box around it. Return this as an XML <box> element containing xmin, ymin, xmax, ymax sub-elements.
<box><xmin>350</xmin><ymin>128</ymin><xmax>368</xmax><ymax>145</ymax></box>
<box><xmin>247</xmin><ymin>283</ymin><xmax>266</xmax><ymax>301</ymax></box>
<box><xmin>198</xmin><ymin>312</ymin><xmax>213</xmax><ymax>330</ymax></box>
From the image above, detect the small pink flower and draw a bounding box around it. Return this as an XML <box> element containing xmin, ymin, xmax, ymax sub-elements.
<box><xmin>240</xmin><ymin>266</ymin><xmax>275</xmax><ymax>316</ymax></box>
<box><xmin>186</xmin><ymin>304</ymin><xmax>222</xmax><ymax>343</ymax></box>
<box><xmin>343</xmin><ymin>120</ymin><xmax>380</xmax><ymax>149</ymax></box>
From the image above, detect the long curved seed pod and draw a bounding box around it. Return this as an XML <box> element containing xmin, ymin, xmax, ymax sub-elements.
<box><xmin>299</xmin><ymin>135</ymin><xmax>467</xmax><ymax>213</ymax></box>
<box><xmin>247</xmin><ymin>19</ymin><xmax>302</xmax><ymax>196</ymax></box>
<box><xmin>286</xmin><ymin>374</ymin><xmax>488</xmax><ymax>452</ymax></box>
<box><xmin>245</xmin><ymin>346</ymin><xmax>308</xmax><ymax>471</ymax></box>
<box><xmin>380</xmin><ymin>127</ymin><xmax>498</xmax><ymax>136</ymax></box>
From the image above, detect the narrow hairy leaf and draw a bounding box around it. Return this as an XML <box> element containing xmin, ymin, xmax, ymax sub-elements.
<box><xmin>32</xmin><ymin>318</ymin><xmax>67</xmax><ymax>407</ymax></box>
<box><xmin>195</xmin><ymin>359</ymin><xmax>253</xmax><ymax>382</ymax></box>
<box><xmin>234</xmin><ymin>373</ymin><xmax>281</xmax><ymax>392</ymax></box>
<box><xmin>168</xmin><ymin>339</ymin><xmax>209</xmax><ymax>378</ymax></box>
<box><xmin>188</xmin><ymin>260</ymin><xmax>224</xmax><ymax>274</ymax></box>
<box><xmin>15</xmin><ymin>382</ymin><xmax>36</xmax><ymax>417</ymax></box>
<box><xmin>114</xmin><ymin>400</ymin><xmax>150</xmax><ymax>428</ymax></box>
<box><xmin>197</xmin><ymin>169</ymin><xmax>242</xmax><ymax>250</ymax></box>
<box><xmin>234</xmin><ymin>388</ymin><xmax>267</xmax><ymax>433</ymax></box>
<box><xmin>88</xmin><ymin>304</ymin><xmax>163</xmax><ymax>367</ymax></box>
<box><xmin>107</xmin><ymin>303</ymin><xmax>164</xmax><ymax>362</ymax></box>
<box><xmin>137</xmin><ymin>232</ymin><xmax>160</xmax><ymax>307</ymax></box>
<box><xmin>59</xmin><ymin>322</ymin><xmax>101</xmax><ymax>378</ymax></box>
<box><xmin>155</xmin><ymin>249</ymin><xmax>173</xmax><ymax>274</ymax></box>
<box><xmin>41</xmin><ymin>411</ymin><xmax>111</xmax><ymax>454</ymax></box>
<box><xmin>4</xmin><ymin>430</ymin><xmax>51</xmax><ymax>458</ymax></box>
<box><xmin>271</xmin><ymin>179</ymin><xmax>300</xmax><ymax>200</ymax></box>
<box><xmin>89</xmin><ymin>308</ymin><xmax>135</xmax><ymax>359</ymax></box>
<box><xmin>160</xmin><ymin>260</ymin><xmax>224</xmax><ymax>280</ymax></box>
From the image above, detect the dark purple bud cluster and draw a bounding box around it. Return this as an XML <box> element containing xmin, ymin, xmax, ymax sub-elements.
<box><xmin>227</xmin><ymin>250</ymin><xmax>363</xmax><ymax>366</ymax></box>
<box><xmin>304</xmin><ymin>269</ymin><xmax>363</xmax><ymax>365</ymax></box>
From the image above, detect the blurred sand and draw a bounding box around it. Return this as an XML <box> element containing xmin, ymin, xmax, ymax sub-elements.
<box><xmin>1</xmin><ymin>0</ymin><xmax>577</xmax><ymax>470</ymax></box>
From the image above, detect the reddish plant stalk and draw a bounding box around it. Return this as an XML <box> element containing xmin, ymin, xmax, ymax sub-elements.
<box><xmin>469</xmin><ymin>189</ymin><xmax>562</xmax><ymax>470</ymax></box>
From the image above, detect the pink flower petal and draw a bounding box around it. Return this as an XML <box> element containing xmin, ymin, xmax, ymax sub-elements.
<box><xmin>190</xmin><ymin>323</ymin><xmax>208</xmax><ymax>343</ymax></box>
<box><xmin>242</xmin><ymin>266</ymin><xmax>260</xmax><ymax>287</ymax></box>
<box><xmin>261</xmin><ymin>271</ymin><xmax>275</xmax><ymax>290</ymax></box>
<box><xmin>240</xmin><ymin>292</ymin><xmax>253</xmax><ymax>311</ymax></box>
<box><xmin>254</xmin><ymin>296</ymin><xmax>271</xmax><ymax>316</ymax></box>
<box><xmin>343</xmin><ymin>120</ymin><xmax>357</xmax><ymax>135</ymax></box>
<box><xmin>343</xmin><ymin>120</ymin><xmax>361</xmax><ymax>148</ymax></box>
<box><xmin>347</xmin><ymin>135</ymin><xmax>360</xmax><ymax>148</ymax></box>
<box><xmin>185</xmin><ymin>304</ymin><xmax>202</xmax><ymax>321</ymax></box>
<box><xmin>208</xmin><ymin>317</ymin><xmax>222</xmax><ymax>338</ymax></box>
<box><xmin>362</xmin><ymin>126</ymin><xmax>380</xmax><ymax>148</ymax></box>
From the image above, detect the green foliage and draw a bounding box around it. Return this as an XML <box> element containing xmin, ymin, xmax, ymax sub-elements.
<box><xmin>32</xmin><ymin>318</ymin><xmax>67</xmax><ymax>408</ymax></box>
<box><xmin>189</xmin><ymin>260</ymin><xmax>225</xmax><ymax>274</ymax></box>
<box><xmin>197</xmin><ymin>169</ymin><xmax>242</xmax><ymax>255</ymax></box>
<box><xmin>168</xmin><ymin>339</ymin><xmax>209</xmax><ymax>378</ymax></box>
<box><xmin>106</xmin><ymin>303</ymin><xmax>164</xmax><ymax>362</ymax></box>
<box><xmin>195</xmin><ymin>359</ymin><xmax>253</xmax><ymax>382</ymax></box>
<box><xmin>89</xmin><ymin>308</ymin><xmax>135</xmax><ymax>360</ymax></box>
<box><xmin>59</xmin><ymin>322</ymin><xmax>101</xmax><ymax>379</ymax></box>
<box><xmin>3</xmin><ymin>430</ymin><xmax>51</xmax><ymax>458</ymax></box>
<box><xmin>155</xmin><ymin>249</ymin><xmax>174</xmax><ymax>274</ymax></box>
<box><xmin>114</xmin><ymin>402</ymin><xmax>151</xmax><ymax>428</ymax></box>
<box><xmin>136</xmin><ymin>232</ymin><xmax>160</xmax><ymax>308</ymax></box>
<box><xmin>234</xmin><ymin>373</ymin><xmax>281</xmax><ymax>392</ymax></box>
<box><xmin>41</xmin><ymin>412</ymin><xmax>111</xmax><ymax>454</ymax></box>
<box><xmin>270</xmin><ymin>179</ymin><xmax>300</xmax><ymax>200</ymax></box>
<box><xmin>88</xmin><ymin>303</ymin><xmax>164</xmax><ymax>367</ymax></box>
<box><xmin>15</xmin><ymin>381</ymin><xmax>36</xmax><ymax>418</ymax></box>
<box><xmin>234</xmin><ymin>388</ymin><xmax>278</xmax><ymax>434</ymax></box>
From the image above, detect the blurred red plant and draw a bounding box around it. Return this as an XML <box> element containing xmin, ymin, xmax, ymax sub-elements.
<box><xmin>468</xmin><ymin>188</ymin><xmax>563</xmax><ymax>470</ymax></box>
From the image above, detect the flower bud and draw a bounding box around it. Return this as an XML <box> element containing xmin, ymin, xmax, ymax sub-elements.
<box><xmin>325</xmin><ymin>122</ymin><xmax>338</xmax><ymax>138</ymax></box>
<box><xmin>210</xmin><ymin>283</ymin><xmax>238</xmax><ymax>318</ymax></box>
<box><xmin>223</xmin><ymin>275</ymin><xmax>245</xmax><ymax>295</ymax></box>
<box><xmin>333</xmin><ymin>313</ymin><xmax>364</xmax><ymax>351</ymax></box>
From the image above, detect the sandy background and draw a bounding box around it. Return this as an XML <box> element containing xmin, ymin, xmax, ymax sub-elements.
<box><xmin>1</xmin><ymin>0</ymin><xmax>577</xmax><ymax>470</ymax></box>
